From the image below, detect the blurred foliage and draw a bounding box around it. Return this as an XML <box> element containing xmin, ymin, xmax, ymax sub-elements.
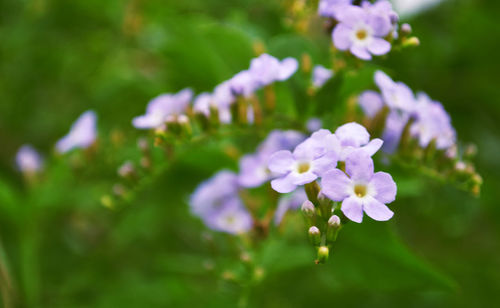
<box><xmin>0</xmin><ymin>0</ymin><xmax>500</xmax><ymax>307</ymax></box>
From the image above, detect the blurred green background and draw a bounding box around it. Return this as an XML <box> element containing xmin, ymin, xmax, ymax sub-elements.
<box><xmin>1</xmin><ymin>0</ymin><xmax>500</xmax><ymax>307</ymax></box>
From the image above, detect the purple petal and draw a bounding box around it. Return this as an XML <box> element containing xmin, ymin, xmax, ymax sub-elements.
<box><xmin>358</xmin><ymin>90</ymin><xmax>384</xmax><ymax>118</ymax></box>
<box><xmin>292</xmin><ymin>171</ymin><xmax>318</xmax><ymax>186</ymax></box>
<box><xmin>238</xmin><ymin>155</ymin><xmax>269</xmax><ymax>188</ymax></box>
<box><xmin>332</xmin><ymin>24</ymin><xmax>352</xmax><ymax>51</ymax></box>
<box><xmin>341</xmin><ymin>196</ymin><xmax>364</xmax><ymax>223</ymax></box>
<box><xmin>367</xmin><ymin>38</ymin><xmax>391</xmax><ymax>55</ymax></box>
<box><xmin>271</xmin><ymin>173</ymin><xmax>298</xmax><ymax>193</ymax></box>
<box><xmin>361</xmin><ymin>138</ymin><xmax>383</xmax><ymax>156</ymax></box>
<box><xmin>350</xmin><ymin>45</ymin><xmax>372</xmax><ymax>60</ymax></box>
<box><xmin>278</xmin><ymin>57</ymin><xmax>299</xmax><ymax>81</ymax></box>
<box><xmin>312</xmin><ymin>151</ymin><xmax>338</xmax><ymax>177</ymax></box>
<box><xmin>374</xmin><ymin>70</ymin><xmax>395</xmax><ymax>91</ymax></box>
<box><xmin>371</xmin><ymin>171</ymin><xmax>397</xmax><ymax>203</ymax></box>
<box><xmin>368</xmin><ymin>14</ymin><xmax>392</xmax><ymax>37</ymax></box>
<box><xmin>132</xmin><ymin>113</ymin><xmax>164</xmax><ymax>129</ymax></box>
<box><xmin>335</xmin><ymin>122</ymin><xmax>370</xmax><ymax>147</ymax></box>
<box><xmin>345</xmin><ymin>149</ymin><xmax>374</xmax><ymax>181</ymax></box>
<box><xmin>268</xmin><ymin>150</ymin><xmax>295</xmax><ymax>174</ymax></box>
<box><xmin>363</xmin><ymin>196</ymin><xmax>394</xmax><ymax>221</ymax></box>
<box><xmin>321</xmin><ymin>168</ymin><xmax>351</xmax><ymax>201</ymax></box>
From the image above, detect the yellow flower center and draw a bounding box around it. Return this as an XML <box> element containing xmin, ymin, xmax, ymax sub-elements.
<box><xmin>354</xmin><ymin>184</ymin><xmax>367</xmax><ymax>197</ymax></box>
<box><xmin>356</xmin><ymin>29</ymin><xmax>368</xmax><ymax>40</ymax></box>
<box><xmin>297</xmin><ymin>162</ymin><xmax>311</xmax><ymax>174</ymax></box>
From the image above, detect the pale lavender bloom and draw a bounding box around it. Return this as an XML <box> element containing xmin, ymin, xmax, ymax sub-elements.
<box><xmin>335</xmin><ymin>122</ymin><xmax>384</xmax><ymax>160</ymax></box>
<box><xmin>268</xmin><ymin>129</ymin><xmax>340</xmax><ymax>193</ymax></box>
<box><xmin>361</xmin><ymin>0</ymin><xmax>399</xmax><ymax>27</ymax></box>
<box><xmin>274</xmin><ymin>189</ymin><xmax>307</xmax><ymax>225</ymax></box>
<box><xmin>249</xmin><ymin>54</ymin><xmax>298</xmax><ymax>86</ymax></box>
<box><xmin>238</xmin><ymin>130</ymin><xmax>305</xmax><ymax>188</ymax></box>
<box><xmin>204</xmin><ymin>197</ymin><xmax>253</xmax><ymax>234</ymax></box>
<box><xmin>333</xmin><ymin>5</ymin><xmax>392</xmax><ymax>60</ymax></box>
<box><xmin>322</xmin><ymin>150</ymin><xmax>396</xmax><ymax>223</ymax></box>
<box><xmin>193</xmin><ymin>92</ymin><xmax>231</xmax><ymax>124</ymax></box>
<box><xmin>381</xmin><ymin>110</ymin><xmax>409</xmax><ymax>153</ymax></box>
<box><xmin>56</xmin><ymin>110</ymin><xmax>97</xmax><ymax>153</ymax></box>
<box><xmin>16</xmin><ymin>145</ymin><xmax>43</xmax><ymax>173</ymax></box>
<box><xmin>132</xmin><ymin>88</ymin><xmax>193</xmax><ymax>129</ymax></box>
<box><xmin>190</xmin><ymin>170</ymin><xmax>240</xmax><ymax>217</ymax></box>
<box><xmin>318</xmin><ymin>0</ymin><xmax>353</xmax><ymax>19</ymax></box>
<box><xmin>213</xmin><ymin>81</ymin><xmax>235</xmax><ymax>110</ymax></box>
<box><xmin>228</xmin><ymin>70</ymin><xmax>259</xmax><ymax>98</ymax></box>
<box><xmin>306</xmin><ymin>118</ymin><xmax>323</xmax><ymax>132</ymax></box>
<box><xmin>312</xmin><ymin>65</ymin><xmax>334</xmax><ymax>88</ymax></box>
<box><xmin>410</xmin><ymin>92</ymin><xmax>456</xmax><ymax>149</ymax></box>
<box><xmin>358</xmin><ymin>90</ymin><xmax>384</xmax><ymax>117</ymax></box>
<box><xmin>374</xmin><ymin>70</ymin><xmax>416</xmax><ymax>112</ymax></box>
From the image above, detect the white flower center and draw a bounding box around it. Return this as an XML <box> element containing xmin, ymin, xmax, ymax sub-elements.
<box><xmin>351</xmin><ymin>24</ymin><xmax>373</xmax><ymax>46</ymax></box>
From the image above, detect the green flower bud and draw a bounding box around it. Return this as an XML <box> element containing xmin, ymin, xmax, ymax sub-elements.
<box><xmin>308</xmin><ymin>226</ymin><xmax>321</xmax><ymax>246</ymax></box>
<box><xmin>316</xmin><ymin>246</ymin><xmax>329</xmax><ymax>264</ymax></box>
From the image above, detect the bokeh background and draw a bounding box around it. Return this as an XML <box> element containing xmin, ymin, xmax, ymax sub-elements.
<box><xmin>1</xmin><ymin>0</ymin><xmax>500</xmax><ymax>307</ymax></box>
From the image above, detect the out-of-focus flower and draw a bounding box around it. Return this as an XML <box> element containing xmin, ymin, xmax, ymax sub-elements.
<box><xmin>381</xmin><ymin>111</ymin><xmax>409</xmax><ymax>153</ymax></box>
<box><xmin>204</xmin><ymin>197</ymin><xmax>253</xmax><ymax>234</ymax></box>
<box><xmin>132</xmin><ymin>88</ymin><xmax>193</xmax><ymax>129</ymax></box>
<box><xmin>193</xmin><ymin>92</ymin><xmax>231</xmax><ymax>124</ymax></box>
<box><xmin>358</xmin><ymin>90</ymin><xmax>384</xmax><ymax>117</ymax></box>
<box><xmin>411</xmin><ymin>92</ymin><xmax>456</xmax><ymax>149</ymax></box>
<box><xmin>374</xmin><ymin>70</ymin><xmax>416</xmax><ymax>112</ymax></box>
<box><xmin>249</xmin><ymin>53</ymin><xmax>298</xmax><ymax>87</ymax></box>
<box><xmin>332</xmin><ymin>5</ymin><xmax>392</xmax><ymax>60</ymax></box>
<box><xmin>56</xmin><ymin>110</ymin><xmax>97</xmax><ymax>153</ymax></box>
<box><xmin>335</xmin><ymin>122</ymin><xmax>383</xmax><ymax>160</ymax></box>
<box><xmin>238</xmin><ymin>130</ymin><xmax>305</xmax><ymax>188</ymax></box>
<box><xmin>318</xmin><ymin>0</ymin><xmax>353</xmax><ymax>19</ymax></box>
<box><xmin>361</xmin><ymin>0</ymin><xmax>399</xmax><ymax>27</ymax></box>
<box><xmin>16</xmin><ymin>145</ymin><xmax>43</xmax><ymax>173</ymax></box>
<box><xmin>268</xmin><ymin>130</ymin><xmax>340</xmax><ymax>193</ymax></box>
<box><xmin>306</xmin><ymin>118</ymin><xmax>323</xmax><ymax>133</ymax></box>
<box><xmin>322</xmin><ymin>150</ymin><xmax>396</xmax><ymax>223</ymax></box>
<box><xmin>190</xmin><ymin>170</ymin><xmax>240</xmax><ymax>217</ymax></box>
<box><xmin>274</xmin><ymin>189</ymin><xmax>307</xmax><ymax>225</ymax></box>
<box><xmin>312</xmin><ymin>65</ymin><xmax>334</xmax><ymax>88</ymax></box>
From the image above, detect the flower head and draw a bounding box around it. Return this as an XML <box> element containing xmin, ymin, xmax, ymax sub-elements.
<box><xmin>16</xmin><ymin>145</ymin><xmax>43</xmax><ymax>173</ymax></box>
<box><xmin>56</xmin><ymin>110</ymin><xmax>97</xmax><ymax>153</ymax></box>
<box><xmin>268</xmin><ymin>129</ymin><xmax>340</xmax><ymax>193</ymax></box>
<box><xmin>333</xmin><ymin>5</ymin><xmax>392</xmax><ymax>60</ymax></box>
<box><xmin>193</xmin><ymin>92</ymin><xmax>231</xmax><ymax>124</ymax></box>
<box><xmin>132</xmin><ymin>88</ymin><xmax>193</xmax><ymax>129</ymax></box>
<box><xmin>358</xmin><ymin>90</ymin><xmax>384</xmax><ymax>117</ymax></box>
<box><xmin>322</xmin><ymin>150</ymin><xmax>397</xmax><ymax>223</ymax></box>
<box><xmin>312</xmin><ymin>65</ymin><xmax>334</xmax><ymax>88</ymax></box>
<box><xmin>204</xmin><ymin>197</ymin><xmax>253</xmax><ymax>234</ymax></box>
<box><xmin>375</xmin><ymin>70</ymin><xmax>416</xmax><ymax>112</ymax></box>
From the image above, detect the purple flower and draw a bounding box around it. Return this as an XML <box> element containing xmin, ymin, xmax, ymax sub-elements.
<box><xmin>249</xmin><ymin>54</ymin><xmax>298</xmax><ymax>86</ymax></box>
<box><xmin>381</xmin><ymin>110</ymin><xmax>409</xmax><ymax>153</ymax></box>
<box><xmin>411</xmin><ymin>92</ymin><xmax>456</xmax><ymax>149</ymax></box>
<box><xmin>374</xmin><ymin>70</ymin><xmax>416</xmax><ymax>112</ymax></box>
<box><xmin>306</xmin><ymin>118</ymin><xmax>323</xmax><ymax>132</ymax></box>
<box><xmin>332</xmin><ymin>5</ymin><xmax>392</xmax><ymax>60</ymax></box>
<box><xmin>56</xmin><ymin>110</ymin><xmax>97</xmax><ymax>153</ymax></box>
<box><xmin>312</xmin><ymin>65</ymin><xmax>334</xmax><ymax>88</ymax></box>
<box><xmin>358</xmin><ymin>90</ymin><xmax>384</xmax><ymax>118</ymax></box>
<box><xmin>361</xmin><ymin>0</ymin><xmax>399</xmax><ymax>27</ymax></box>
<box><xmin>268</xmin><ymin>129</ymin><xmax>340</xmax><ymax>193</ymax></box>
<box><xmin>318</xmin><ymin>0</ymin><xmax>353</xmax><ymax>19</ymax></box>
<box><xmin>274</xmin><ymin>189</ymin><xmax>307</xmax><ymax>225</ymax></box>
<box><xmin>322</xmin><ymin>150</ymin><xmax>396</xmax><ymax>223</ymax></box>
<box><xmin>204</xmin><ymin>197</ymin><xmax>253</xmax><ymax>234</ymax></box>
<box><xmin>190</xmin><ymin>170</ymin><xmax>240</xmax><ymax>217</ymax></box>
<box><xmin>132</xmin><ymin>88</ymin><xmax>193</xmax><ymax>129</ymax></box>
<box><xmin>193</xmin><ymin>92</ymin><xmax>231</xmax><ymax>124</ymax></box>
<box><xmin>228</xmin><ymin>70</ymin><xmax>259</xmax><ymax>97</ymax></box>
<box><xmin>335</xmin><ymin>122</ymin><xmax>383</xmax><ymax>160</ymax></box>
<box><xmin>238</xmin><ymin>130</ymin><xmax>305</xmax><ymax>188</ymax></box>
<box><xmin>16</xmin><ymin>145</ymin><xmax>43</xmax><ymax>173</ymax></box>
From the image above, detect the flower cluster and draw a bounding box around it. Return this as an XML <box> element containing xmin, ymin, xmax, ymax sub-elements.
<box><xmin>268</xmin><ymin>122</ymin><xmax>395</xmax><ymax>223</ymax></box>
<box><xmin>359</xmin><ymin>70</ymin><xmax>456</xmax><ymax>153</ymax></box>
<box><xmin>319</xmin><ymin>0</ymin><xmax>403</xmax><ymax>60</ymax></box>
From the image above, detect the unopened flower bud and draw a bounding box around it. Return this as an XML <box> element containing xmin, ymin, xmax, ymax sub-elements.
<box><xmin>403</xmin><ymin>36</ymin><xmax>420</xmax><ymax>48</ymax></box>
<box><xmin>301</xmin><ymin>200</ymin><xmax>315</xmax><ymax>217</ymax></box>
<box><xmin>400</xmin><ymin>23</ymin><xmax>412</xmax><ymax>36</ymax></box>
<box><xmin>118</xmin><ymin>161</ymin><xmax>136</xmax><ymax>179</ymax></box>
<box><xmin>308</xmin><ymin>226</ymin><xmax>321</xmax><ymax>246</ymax></box>
<box><xmin>178</xmin><ymin>114</ymin><xmax>192</xmax><ymax>137</ymax></box>
<box><xmin>326</xmin><ymin>215</ymin><xmax>341</xmax><ymax>243</ymax></box>
<box><xmin>316</xmin><ymin>246</ymin><xmax>329</xmax><ymax>264</ymax></box>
